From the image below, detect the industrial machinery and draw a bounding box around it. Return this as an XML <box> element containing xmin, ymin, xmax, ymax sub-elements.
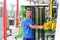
<box><xmin>15</xmin><ymin>0</ymin><xmax>58</xmax><ymax>40</ymax></box>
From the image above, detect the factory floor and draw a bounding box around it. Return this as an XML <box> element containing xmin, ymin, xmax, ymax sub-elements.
<box><xmin>2</xmin><ymin>27</ymin><xmax>54</xmax><ymax>40</ymax></box>
<box><xmin>2</xmin><ymin>27</ymin><xmax>23</xmax><ymax>40</ymax></box>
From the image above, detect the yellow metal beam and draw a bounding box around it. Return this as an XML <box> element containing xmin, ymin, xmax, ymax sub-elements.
<box><xmin>50</xmin><ymin>0</ymin><xmax>52</xmax><ymax>19</ymax></box>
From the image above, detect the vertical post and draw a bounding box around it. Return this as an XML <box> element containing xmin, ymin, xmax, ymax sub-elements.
<box><xmin>16</xmin><ymin>0</ymin><xmax>19</xmax><ymax>27</ymax></box>
<box><xmin>50</xmin><ymin>0</ymin><xmax>52</xmax><ymax>19</ymax></box>
<box><xmin>38</xmin><ymin>7</ymin><xmax>40</xmax><ymax>40</ymax></box>
<box><xmin>41</xmin><ymin>7</ymin><xmax>45</xmax><ymax>40</ymax></box>
<box><xmin>2</xmin><ymin>0</ymin><xmax>6</xmax><ymax>40</ymax></box>
<box><xmin>50</xmin><ymin>0</ymin><xmax>53</xmax><ymax>30</ymax></box>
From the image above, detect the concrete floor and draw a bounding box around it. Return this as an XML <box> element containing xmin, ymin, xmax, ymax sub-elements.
<box><xmin>2</xmin><ymin>27</ymin><xmax>23</xmax><ymax>40</ymax></box>
<box><xmin>7</xmin><ymin>28</ymin><xmax>23</xmax><ymax>40</ymax></box>
<box><xmin>2</xmin><ymin>27</ymin><xmax>54</xmax><ymax>40</ymax></box>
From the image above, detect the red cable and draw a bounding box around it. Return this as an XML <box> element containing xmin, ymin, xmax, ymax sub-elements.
<box><xmin>2</xmin><ymin>0</ymin><xmax>6</xmax><ymax>40</ymax></box>
<box><xmin>37</xmin><ymin>0</ymin><xmax>38</xmax><ymax>4</ymax></box>
<box><xmin>16</xmin><ymin>0</ymin><xmax>19</xmax><ymax>28</ymax></box>
<box><xmin>29</xmin><ymin>0</ymin><xmax>31</xmax><ymax>5</ymax></box>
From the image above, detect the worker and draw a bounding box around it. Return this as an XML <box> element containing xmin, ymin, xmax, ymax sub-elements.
<box><xmin>22</xmin><ymin>9</ymin><xmax>43</xmax><ymax>40</ymax></box>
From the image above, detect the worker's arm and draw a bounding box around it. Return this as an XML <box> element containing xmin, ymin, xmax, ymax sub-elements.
<box><xmin>29</xmin><ymin>24</ymin><xmax>43</xmax><ymax>29</ymax></box>
<box><xmin>22</xmin><ymin>20</ymin><xmax>43</xmax><ymax>29</ymax></box>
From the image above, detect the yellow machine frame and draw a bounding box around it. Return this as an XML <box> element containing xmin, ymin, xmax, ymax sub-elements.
<box><xmin>44</xmin><ymin>0</ymin><xmax>56</xmax><ymax>30</ymax></box>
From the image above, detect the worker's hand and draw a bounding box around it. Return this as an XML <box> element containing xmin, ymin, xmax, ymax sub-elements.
<box><xmin>38</xmin><ymin>25</ymin><xmax>43</xmax><ymax>29</ymax></box>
